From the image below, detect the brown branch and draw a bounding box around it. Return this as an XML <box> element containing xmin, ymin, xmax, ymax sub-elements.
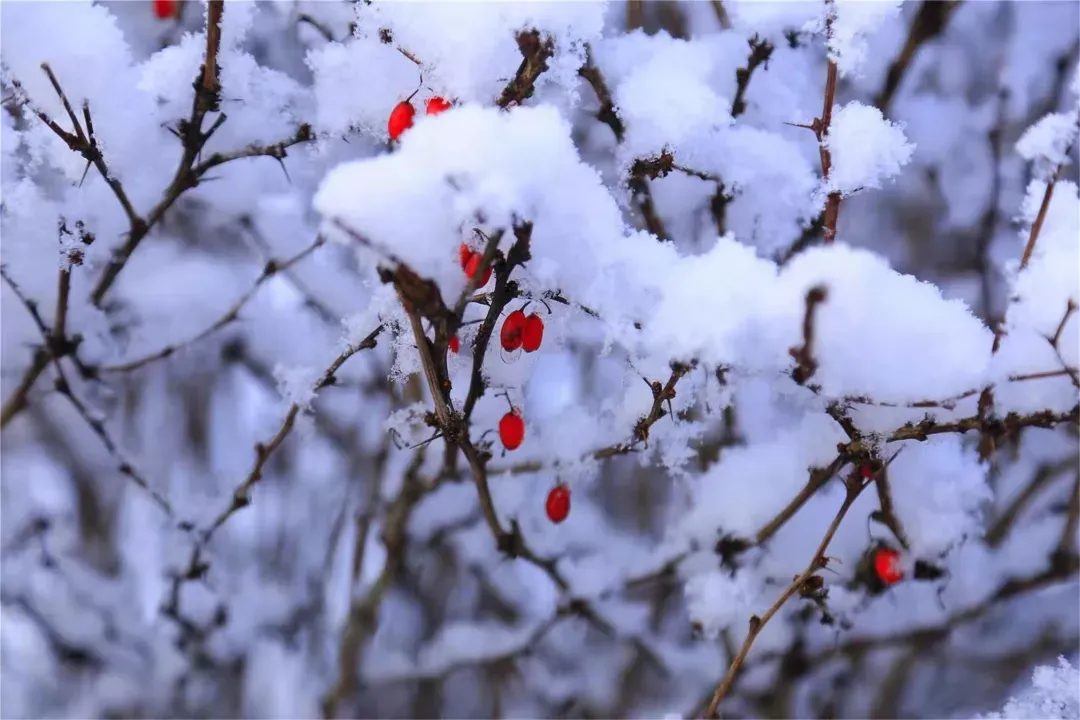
<box><xmin>461</xmin><ymin>223</ymin><xmax>532</xmax><ymax>421</ymax></box>
<box><xmin>1017</xmin><ymin>167</ymin><xmax>1062</xmax><ymax>275</ymax></box>
<box><xmin>875</xmin><ymin>1</ymin><xmax>964</xmax><ymax>114</ymax></box>
<box><xmin>755</xmin><ymin>454</ymin><xmax>847</xmax><ymax>546</ymax></box>
<box><xmin>776</xmin><ymin>14</ymin><xmax>841</xmax><ymax>263</ymax></box>
<box><xmin>0</xmin><ymin>224</ymin><xmax>82</xmax><ymax>429</ymax></box>
<box><xmin>497</xmin><ymin>30</ymin><xmax>554</xmax><ymax>109</ymax></box>
<box><xmin>818</xmin><ymin>60</ymin><xmax>841</xmax><ymax>244</ymax></box>
<box><xmin>789</xmin><ymin>285</ymin><xmax>828</xmax><ymax>385</ymax></box>
<box><xmin>843</xmin><ymin>367</ymin><xmax>1077</xmax><ymax>410</ymax></box>
<box><xmin>322</xmin><ymin>450</ymin><xmax>432</xmax><ymax>719</ymax></box>
<box><xmin>872</xmin><ymin>469</ymin><xmax>910</xmax><ymax>550</ymax></box>
<box><xmin>731</xmin><ymin>37</ymin><xmax>774</xmax><ymax>118</ymax></box>
<box><xmin>35</xmin><ymin>65</ymin><xmax>142</xmax><ymax>229</ymax></box>
<box><xmin>710</xmin><ymin>0</ymin><xmax>733</xmax><ymax>29</ymax></box>
<box><xmin>705</xmin><ymin>35</ymin><xmax>773</xmax><ymax>235</ymax></box>
<box><xmin>98</xmin><ymin>235</ymin><xmax>326</xmax><ymax>373</ymax></box>
<box><xmin>706</xmin><ymin>471</ymin><xmax>870</xmax><ymax>717</ymax></box>
<box><xmin>1049</xmin><ymin>300</ymin><xmax>1080</xmax><ymax>388</ymax></box>
<box><xmin>578</xmin><ymin>46</ymin><xmax>624</xmax><ymax>142</ymax></box>
<box><xmin>0</xmin><ymin>339</ymin><xmax>51</xmax><ymax>430</ymax></box>
<box><xmin>190</xmin><ymin>123</ymin><xmax>314</xmax><ymax>177</ymax></box>
<box><xmin>0</xmin><ymin>266</ymin><xmax>176</xmax><ymax>517</ymax></box>
<box><xmin>887</xmin><ymin>405</ymin><xmax>1077</xmax><ymax>444</ymax></box>
<box><xmin>1</xmin><ymin>6</ymin><xmax>321</xmax><ymax>428</ymax></box>
<box><xmin>985</xmin><ymin>457</ymin><xmax>1075</xmax><ymax>547</ymax></box>
<box><xmin>89</xmin><ymin>1</ymin><xmax>226</xmax><ymax>307</ymax></box>
<box><xmin>1055</xmin><ymin>470</ymin><xmax>1080</xmax><ymax>559</ymax></box>
<box><xmin>579</xmin><ymin>50</ymin><xmax>670</xmax><ymax>241</ymax></box>
<box><xmin>769</xmin><ymin>555</ymin><xmax>1080</xmax><ymax>669</ymax></box>
<box><xmin>983</xmin><ymin>137</ymin><xmax>1078</xmax><ymax>438</ymax></box>
<box><xmin>378</xmin><ymin>226</ymin><xmax>669</xmax><ymax>677</ymax></box>
<box><xmin>369</xmin><ymin>614</ymin><xmax>564</xmax><ymax>686</ymax></box>
<box><xmin>752</xmin><ymin>401</ymin><xmax>1078</xmax><ymax>552</ymax></box>
<box><xmin>201</xmin><ymin>325</ymin><xmax>384</xmax><ymax>543</ymax></box>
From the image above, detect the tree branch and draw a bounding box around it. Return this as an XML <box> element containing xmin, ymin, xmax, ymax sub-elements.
<box><xmin>98</xmin><ymin>235</ymin><xmax>326</xmax><ymax>373</ymax></box>
<box><xmin>706</xmin><ymin>470</ymin><xmax>871</xmax><ymax>717</ymax></box>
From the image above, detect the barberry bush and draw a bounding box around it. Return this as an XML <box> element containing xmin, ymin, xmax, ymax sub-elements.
<box><xmin>1</xmin><ymin>1</ymin><xmax>1077</xmax><ymax>718</ymax></box>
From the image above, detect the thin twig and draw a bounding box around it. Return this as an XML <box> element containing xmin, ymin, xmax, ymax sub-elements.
<box><xmin>496</xmin><ymin>30</ymin><xmax>554</xmax><ymax>109</ymax></box>
<box><xmin>202</xmin><ymin>325</ymin><xmax>384</xmax><ymax>543</ymax></box>
<box><xmin>89</xmin><ymin>1</ymin><xmax>226</xmax><ymax>306</ymax></box>
<box><xmin>322</xmin><ymin>450</ymin><xmax>432</xmax><ymax>719</ymax></box>
<box><xmin>98</xmin><ymin>235</ymin><xmax>326</xmax><ymax>373</ymax></box>
<box><xmin>875</xmin><ymin>1</ymin><xmax>963</xmax><ymax>114</ymax></box>
<box><xmin>789</xmin><ymin>285</ymin><xmax>828</xmax><ymax>385</ymax></box>
<box><xmin>0</xmin><ymin>267</ymin><xmax>176</xmax><ymax>517</ymax></box>
<box><xmin>705</xmin><ymin>471</ymin><xmax>870</xmax><ymax>717</ymax></box>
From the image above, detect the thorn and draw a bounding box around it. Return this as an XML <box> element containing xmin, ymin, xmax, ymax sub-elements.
<box><xmin>275</xmin><ymin>157</ymin><xmax>292</xmax><ymax>184</ymax></box>
<box><xmin>78</xmin><ymin>160</ymin><xmax>92</xmax><ymax>187</ymax></box>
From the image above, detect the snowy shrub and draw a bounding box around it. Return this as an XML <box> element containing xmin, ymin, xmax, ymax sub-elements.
<box><xmin>1</xmin><ymin>1</ymin><xmax>1077</xmax><ymax>718</ymax></box>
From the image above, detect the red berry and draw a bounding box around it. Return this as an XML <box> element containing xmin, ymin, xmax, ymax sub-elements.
<box><xmin>860</xmin><ymin>464</ymin><xmax>874</xmax><ymax>479</ymax></box>
<box><xmin>873</xmin><ymin>547</ymin><xmax>904</xmax><ymax>585</ymax></box>
<box><xmin>521</xmin><ymin>313</ymin><xmax>544</xmax><ymax>353</ymax></box>
<box><xmin>426</xmin><ymin>96</ymin><xmax>453</xmax><ymax>115</ymax></box>
<box><xmin>388</xmin><ymin>100</ymin><xmax>416</xmax><ymax>141</ymax></box>
<box><xmin>498</xmin><ymin>410</ymin><xmax>525</xmax><ymax>450</ymax></box>
<box><xmin>545</xmin><ymin>485</ymin><xmax>571</xmax><ymax>524</ymax></box>
<box><xmin>500</xmin><ymin>310</ymin><xmax>527</xmax><ymax>351</ymax></box>
<box><xmin>458</xmin><ymin>243</ymin><xmax>472</xmax><ymax>270</ymax></box>
<box><xmin>153</xmin><ymin>0</ymin><xmax>176</xmax><ymax>19</ymax></box>
<box><xmin>464</xmin><ymin>252</ymin><xmax>492</xmax><ymax>286</ymax></box>
<box><xmin>449</xmin><ymin>335</ymin><xmax>460</xmax><ymax>354</ymax></box>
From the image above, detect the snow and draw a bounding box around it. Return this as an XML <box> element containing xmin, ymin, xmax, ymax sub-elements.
<box><xmin>827</xmin><ymin>1</ymin><xmax>903</xmax><ymax>79</ymax></box>
<box><xmin>2</xmin><ymin>2</ymin><xmax>1078</xmax><ymax>718</ymax></box>
<box><xmin>1016</xmin><ymin>112</ymin><xmax>1079</xmax><ymax>181</ymax></box>
<box><xmin>980</xmin><ymin>657</ymin><xmax>1080</xmax><ymax>720</ymax></box>
<box><xmin>826</xmin><ymin>101</ymin><xmax>915</xmax><ymax>195</ymax></box>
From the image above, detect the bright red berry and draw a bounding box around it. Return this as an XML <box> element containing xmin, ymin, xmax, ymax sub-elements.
<box><xmin>449</xmin><ymin>335</ymin><xmax>460</xmax><ymax>354</ymax></box>
<box><xmin>153</xmin><ymin>0</ymin><xmax>176</xmax><ymax>19</ymax></box>
<box><xmin>426</xmin><ymin>97</ymin><xmax>453</xmax><ymax>115</ymax></box>
<box><xmin>873</xmin><ymin>547</ymin><xmax>903</xmax><ymax>585</ymax></box>
<box><xmin>500</xmin><ymin>310</ymin><xmax>527</xmax><ymax>351</ymax></box>
<box><xmin>388</xmin><ymin>100</ymin><xmax>416</xmax><ymax>141</ymax></box>
<box><xmin>521</xmin><ymin>313</ymin><xmax>544</xmax><ymax>353</ymax></box>
<box><xmin>464</xmin><ymin>251</ymin><xmax>492</xmax><ymax>286</ymax></box>
<box><xmin>458</xmin><ymin>243</ymin><xmax>472</xmax><ymax>270</ymax></box>
<box><xmin>546</xmin><ymin>485</ymin><xmax>571</xmax><ymax>524</ymax></box>
<box><xmin>499</xmin><ymin>410</ymin><xmax>525</xmax><ymax>450</ymax></box>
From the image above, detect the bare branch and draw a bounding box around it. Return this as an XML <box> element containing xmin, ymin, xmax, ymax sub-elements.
<box><xmin>98</xmin><ymin>235</ymin><xmax>326</xmax><ymax>374</ymax></box>
<box><xmin>496</xmin><ymin>30</ymin><xmax>554</xmax><ymax>109</ymax></box>
<box><xmin>789</xmin><ymin>285</ymin><xmax>828</xmax><ymax>385</ymax></box>
<box><xmin>0</xmin><ymin>266</ymin><xmax>175</xmax><ymax>517</ymax></box>
<box><xmin>875</xmin><ymin>1</ymin><xmax>964</xmax><ymax>114</ymax></box>
<box><xmin>202</xmin><ymin>325</ymin><xmax>385</xmax><ymax>543</ymax></box>
<box><xmin>706</xmin><ymin>470</ymin><xmax>871</xmax><ymax>717</ymax></box>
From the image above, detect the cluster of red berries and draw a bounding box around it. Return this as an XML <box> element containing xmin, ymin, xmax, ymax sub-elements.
<box><xmin>403</xmin><ymin>96</ymin><xmax>557</xmax><ymax>522</ymax></box>
<box><xmin>447</xmin><ymin>241</ymin><xmax>495</xmax><ymax>356</ymax></box>
<box><xmin>153</xmin><ymin>0</ymin><xmax>176</xmax><ymax>19</ymax></box>
<box><xmin>499</xmin><ymin>308</ymin><xmax>544</xmax><ymax>354</ymax></box>
<box><xmin>388</xmin><ymin>94</ymin><xmax>453</xmax><ymax>142</ymax></box>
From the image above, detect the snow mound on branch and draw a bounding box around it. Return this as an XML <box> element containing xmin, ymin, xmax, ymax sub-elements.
<box><xmin>825</xmin><ymin>102</ymin><xmax>915</xmax><ymax>195</ymax></box>
<box><xmin>979</xmin><ymin>657</ymin><xmax>1080</xmax><ymax>719</ymax></box>
<box><xmin>308</xmin><ymin>2</ymin><xmax>604</xmax><ymax>138</ymax></box>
